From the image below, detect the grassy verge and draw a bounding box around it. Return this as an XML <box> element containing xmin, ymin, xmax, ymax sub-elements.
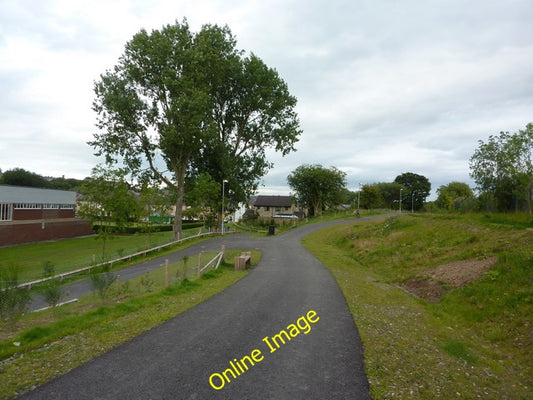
<box><xmin>0</xmin><ymin>251</ymin><xmax>256</xmax><ymax>399</ymax></box>
<box><xmin>0</xmin><ymin>228</ymin><xmax>211</xmax><ymax>283</ymax></box>
<box><xmin>303</xmin><ymin>213</ymin><xmax>532</xmax><ymax>399</ymax></box>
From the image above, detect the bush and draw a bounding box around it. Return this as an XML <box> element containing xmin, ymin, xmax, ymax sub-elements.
<box><xmin>90</xmin><ymin>267</ymin><xmax>116</xmax><ymax>299</ymax></box>
<box><xmin>41</xmin><ymin>261</ymin><xmax>62</xmax><ymax>308</ymax></box>
<box><xmin>0</xmin><ymin>263</ymin><xmax>31</xmax><ymax>326</ymax></box>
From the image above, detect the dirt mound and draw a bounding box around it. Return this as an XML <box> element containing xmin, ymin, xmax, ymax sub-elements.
<box><xmin>402</xmin><ymin>257</ymin><xmax>497</xmax><ymax>302</ymax></box>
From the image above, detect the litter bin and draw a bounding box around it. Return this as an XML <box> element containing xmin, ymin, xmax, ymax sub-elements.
<box><xmin>268</xmin><ymin>224</ymin><xmax>275</xmax><ymax>235</ymax></box>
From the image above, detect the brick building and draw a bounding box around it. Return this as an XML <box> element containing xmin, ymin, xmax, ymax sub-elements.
<box><xmin>0</xmin><ymin>185</ymin><xmax>92</xmax><ymax>247</ymax></box>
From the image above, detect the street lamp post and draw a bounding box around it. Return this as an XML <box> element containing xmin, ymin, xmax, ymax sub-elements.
<box><xmin>222</xmin><ymin>179</ymin><xmax>228</xmax><ymax>235</ymax></box>
<box><xmin>399</xmin><ymin>188</ymin><xmax>403</xmax><ymax>213</ymax></box>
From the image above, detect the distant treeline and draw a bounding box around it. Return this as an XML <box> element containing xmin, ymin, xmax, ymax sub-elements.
<box><xmin>0</xmin><ymin>168</ymin><xmax>85</xmax><ymax>191</ymax></box>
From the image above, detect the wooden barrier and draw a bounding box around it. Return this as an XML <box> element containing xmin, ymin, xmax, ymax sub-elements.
<box><xmin>234</xmin><ymin>252</ymin><xmax>251</xmax><ymax>270</ymax></box>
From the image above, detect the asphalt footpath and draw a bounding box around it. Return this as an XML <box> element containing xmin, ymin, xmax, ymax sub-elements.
<box><xmin>17</xmin><ymin>217</ymin><xmax>377</xmax><ymax>400</ymax></box>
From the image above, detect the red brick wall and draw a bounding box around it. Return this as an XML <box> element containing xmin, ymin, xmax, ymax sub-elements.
<box><xmin>0</xmin><ymin>219</ymin><xmax>93</xmax><ymax>247</ymax></box>
<box><xmin>42</xmin><ymin>209</ymin><xmax>75</xmax><ymax>219</ymax></box>
<box><xmin>12</xmin><ymin>209</ymin><xmax>42</xmax><ymax>220</ymax></box>
<box><xmin>12</xmin><ymin>208</ymin><xmax>76</xmax><ymax>221</ymax></box>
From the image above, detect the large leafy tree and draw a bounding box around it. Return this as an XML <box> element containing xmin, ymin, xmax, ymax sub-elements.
<box><xmin>470</xmin><ymin>123</ymin><xmax>533</xmax><ymax>213</ymax></box>
<box><xmin>435</xmin><ymin>182</ymin><xmax>474</xmax><ymax>210</ymax></box>
<box><xmin>361</xmin><ymin>182</ymin><xmax>405</xmax><ymax>209</ymax></box>
<box><xmin>377</xmin><ymin>182</ymin><xmax>405</xmax><ymax>210</ymax></box>
<box><xmin>91</xmin><ymin>21</ymin><xmax>300</xmax><ymax>239</ymax></box>
<box><xmin>470</xmin><ymin>131</ymin><xmax>511</xmax><ymax>210</ymax></box>
<box><xmin>287</xmin><ymin>164</ymin><xmax>347</xmax><ymax>216</ymax></box>
<box><xmin>91</xmin><ymin>21</ymin><xmax>211</xmax><ymax>240</ymax></box>
<box><xmin>394</xmin><ymin>172</ymin><xmax>431</xmax><ymax>211</ymax></box>
<box><xmin>191</xmin><ymin>27</ymin><xmax>301</xmax><ymax>226</ymax></box>
<box><xmin>359</xmin><ymin>184</ymin><xmax>383</xmax><ymax>209</ymax></box>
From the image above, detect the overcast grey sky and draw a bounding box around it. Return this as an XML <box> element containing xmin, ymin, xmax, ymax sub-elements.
<box><xmin>1</xmin><ymin>0</ymin><xmax>532</xmax><ymax>198</ymax></box>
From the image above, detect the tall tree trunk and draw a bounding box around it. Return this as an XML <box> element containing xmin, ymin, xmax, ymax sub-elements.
<box><xmin>172</xmin><ymin>167</ymin><xmax>186</xmax><ymax>241</ymax></box>
<box><xmin>173</xmin><ymin>203</ymin><xmax>182</xmax><ymax>241</ymax></box>
<box><xmin>312</xmin><ymin>199</ymin><xmax>321</xmax><ymax>216</ymax></box>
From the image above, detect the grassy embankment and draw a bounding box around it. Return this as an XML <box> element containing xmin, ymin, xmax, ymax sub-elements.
<box><xmin>303</xmin><ymin>213</ymin><xmax>532</xmax><ymax>399</ymax></box>
<box><xmin>0</xmin><ymin>231</ymin><xmax>257</xmax><ymax>399</ymax></box>
<box><xmin>0</xmin><ymin>229</ymin><xmax>207</xmax><ymax>283</ymax></box>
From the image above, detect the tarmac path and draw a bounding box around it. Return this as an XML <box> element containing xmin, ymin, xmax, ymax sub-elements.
<box><xmin>19</xmin><ymin>217</ymin><xmax>376</xmax><ymax>399</ymax></box>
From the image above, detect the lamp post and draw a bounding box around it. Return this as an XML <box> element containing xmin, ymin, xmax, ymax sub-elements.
<box><xmin>222</xmin><ymin>179</ymin><xmax>228</xmax><ymax>235</ymax></box>
<box><xmin>399</xmin><ymin>188</ymin><xmax>403</xmax><ymax>213</ymax></box>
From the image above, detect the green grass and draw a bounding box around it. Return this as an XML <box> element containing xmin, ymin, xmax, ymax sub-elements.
<box><xmin>442</xmin><ymin>339</ymin><xmax>477</xmax><ymax>365</ymax></box>
<box><xmin>0</xmin><ymin>228</ymin><xmax>211</xmax><ymax>283</ymax></box>
<box><xmin>0</xmin><ymin>253</ymin><xmax>252</xmax><ymax>399</ymax></box>
<box><xmin>476</xmin><ymin>212</ymin><xmax>533</xmax><ymax>230</ymax></box>
<box><xmin>303</xmin><ymin>213</ymin><xmax>533</xmax><ymax>399</ymax></box>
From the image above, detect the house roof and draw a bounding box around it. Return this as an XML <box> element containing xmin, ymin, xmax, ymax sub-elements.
<box><xmin>0</xmin><ymin>185</ymin><xmax>77</xmax><ymax>204</ymax></box>
<box><xmin>253</xmin><ymin>195</ymin><xmax>293</xmax><ymax>207</ymax></box>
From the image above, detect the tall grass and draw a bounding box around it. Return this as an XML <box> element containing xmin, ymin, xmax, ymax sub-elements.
<box><xmin>304</xmin><ymin>213</ymin><xmax>533</xmax><ymax>399</ymax></box>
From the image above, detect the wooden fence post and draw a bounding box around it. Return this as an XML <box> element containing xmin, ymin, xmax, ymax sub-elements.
<box><xmin>197</xmin><ymin>252</ymin><xmax>202</xmax><ymax>277</ymax></box>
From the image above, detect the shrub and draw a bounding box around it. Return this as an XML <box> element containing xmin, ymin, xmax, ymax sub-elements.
<box><xmin>41</xmin><ymin>261</ymin><xmax>62</xmax><ymax>308</ymax></box>
<box><xmin>90</xmin><ymin>266</ymin><xmax>116</xmax><ymax>299</ymax></box>
<box><xmin>139</xmin><ymin>273</ymin><xmax>155</xmax><ymax>292</ymax></box>
<box><xmin>0</xmin><ymin>263</ymin><xmax>31</xmax><ymax>326</ymax></box>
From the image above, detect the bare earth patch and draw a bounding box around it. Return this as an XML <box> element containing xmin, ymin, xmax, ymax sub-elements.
<box><xmin>402</xmin><ymin>257</ymin><xmax>498</xmax><ymax>302</ymax></box>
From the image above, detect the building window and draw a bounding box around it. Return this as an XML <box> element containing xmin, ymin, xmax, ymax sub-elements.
<box><xmin>0</xmin><ymin>203</ymin><xmax>13</xmax><ymax>221</ymax></box>
<box><xmin>14</xmin><ymin>203</ymin><xmax>41</xmax><ymax>209</ymax></box>
<box><xmin>60</xmin><ymin>204</ymin><xmax>74</xmax><ymax>209</ymax></box>
<box><xmin>44</xmin><ymin>203</ymin><xmax>60</xmax><ymax>209</ymax></box>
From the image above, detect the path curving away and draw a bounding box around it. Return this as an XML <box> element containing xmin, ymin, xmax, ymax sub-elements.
<box><xmin>18</xmin><ymin>217</ymin><xmax>378</xmax><ymax>400</ymax></box>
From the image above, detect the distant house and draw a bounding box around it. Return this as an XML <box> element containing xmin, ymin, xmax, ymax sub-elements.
<box><xmin>0</xmin><ymin>185</ymin><xmax>92</xmax><ymax>246</ymax></box>
<box><xmin>248</xmin><ymin>195</ymin><xmax>307</xmax><ymax>223</ymax></box>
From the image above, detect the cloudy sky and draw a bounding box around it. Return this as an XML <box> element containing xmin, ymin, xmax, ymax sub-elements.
<box><xmin>1</xmin><ymin>0</ymin><xmax>532</xmax><ymax>198</ymax></box>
